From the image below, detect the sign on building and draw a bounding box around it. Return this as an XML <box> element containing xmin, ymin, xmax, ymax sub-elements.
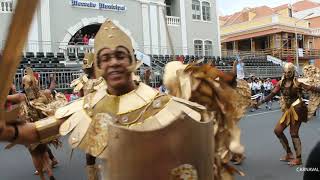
<box><xmin>70</xmin><ymin>0</ymin><xmax>127</xmax><ymax>12</ymax></box>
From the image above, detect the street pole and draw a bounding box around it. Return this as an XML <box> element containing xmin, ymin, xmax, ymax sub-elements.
<box><xmin>294</xmin><ymin>24</ymin><xmax>299</xmax><ymax>74</ymax></box>
<box><xmin>293</xmin><ymin>12</ymin><xmax>314</xmax><ymax>75</ymax></box>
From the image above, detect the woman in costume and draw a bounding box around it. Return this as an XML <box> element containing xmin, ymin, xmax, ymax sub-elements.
<box><xmin>19</xmin><ymin>67</ymin><xmax>67</xmax><ymax>180</ymax></box>
<box><xmin>257</xmin><ymin>63</ymin><xmax>320</xmax><ymax>166</ymax></box>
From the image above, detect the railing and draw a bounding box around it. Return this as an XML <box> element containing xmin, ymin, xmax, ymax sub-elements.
<box><xmin>13</xmin><ymin>64</ymin><xmax>282</xmax><ymax>92</ymax></box>
<box><xmin>0</xmin><ymin>40</ymin><xmax>197</xmax><ymax>57</ymax></box>
<box><xmin>222</xmin><ymin>48</ymin><xmax>320</xmax><ymax>59</ymax></box>
<box><xmin>268</xmin><ymin>48</ymin><xmax>320</xmax><ymax>59</ymax></box>
<box><xmin>66</xmin><ymin>44</ymin><xmax>94</xmax><ymax>56</ymax></box>
<box><xmin>311</xmin><ymin>28</ymin><xmax>320</xmax><ymax>36</ymax></box>
<box><xmin>166</xmin><ymin>16</ymin><xmax>181</xmax><ymax>26</ymax></box>
<box><xmin>0</xmin><ymin>40</ymin><xmax>226</xmax><ymax>58</ymax></box>
<box><xmin>221</xmin><ymin>49</ymin><xmax>269</xmax><ymax>58</ymax></box>
<box><xmin>243</xmin><ymin>66</ymin><xmax>282</xmax><ymax>78</ymax></box>
<box><xmin>14</xmin><ymin>69</ymin><xmax>82</xmax><ymax>92</ymax></box>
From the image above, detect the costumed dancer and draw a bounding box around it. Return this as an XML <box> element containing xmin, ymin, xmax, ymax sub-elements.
<box><xmin>70</xmin><ymin>52</ymin><xmax>106</xmax><ymax>180</ymax></box>
<box><xmin>256</xmin><ymin>63</ymin><xmax>320</xmax><ymax>166</ymax></box>
<box><xmin>0</xmin><ymin>19</ymin><xmax>249</xmax><ymax>180</ymax></box>
<box><xmin>301</xmin><ymin>65</ymin><xmax>320</xmax><ymax>119</ymax></box>
<box><xmin>18</xmin><ymin>67</ymin><xmax>67</xmax><ymax>179</ymax></box>
<box><xmin>229</xmin><ymin>58</ymin><xmax>251</xmax><ymax>165</ymax></box>
<box><xmin>163</xmin><ymin>59</ymin><xmax>251</xmax><ymax>179</ymax></box>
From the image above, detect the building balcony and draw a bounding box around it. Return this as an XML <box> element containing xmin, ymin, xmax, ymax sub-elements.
<box><xmin>221</xmin><ymin>48</ymin><xmax>320</xmax><ymax>60</ymax></box>
<box><xmin>221</xmin><ymin>15</ymin><xmax>310</xmax><ymax>37</ymax></box>
<box><xmin>166</xmin><ymin>16</ymin><xmax>180</xmax><ymax>26</ymax></box>
<box><xmin>311</xmin><ymin>28</ymin><xmax>320</xmax><ymax>36</ymax></box>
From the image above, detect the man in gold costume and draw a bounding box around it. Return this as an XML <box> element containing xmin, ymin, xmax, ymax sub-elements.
<box><xmin>257</xmin><ymin>63</ymin><xmax>320</xmax><ymax>166</ymax></box>
<box><xmin>70</xmin><ymin>52</ymin><xmax>106</xmax><ymax>97</ymax></box>
<box><xmin>70</xmin><ymin>52</ymin><xmax>106</xmax><ymax>180</ymax></box>
<box><xmin>0</xmin><ymin>19</ymin><xmax>250</xmax><ymax>180</ymax></box>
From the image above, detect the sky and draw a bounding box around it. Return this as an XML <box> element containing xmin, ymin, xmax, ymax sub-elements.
<box><xmin>217</xmin><ymin>0</ymin><xmax>320</xmax><ymax>16</ymax></box>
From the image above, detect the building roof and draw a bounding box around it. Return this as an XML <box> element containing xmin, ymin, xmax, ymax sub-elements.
<box><xmin>221</xmin><ymin>6</ymin><xmax>275</xmax><ymax>26</ymax></box>
<box><xmin>220</xmin><ymin>0</ymin><xmax>320</xmax><ymax>26</ymax></box>
<box><xmin>294</xmin><ymin>6</ymin><xmax>320</xmax><ymax>19</ymax></box>
<box><xmin>273</xmin><ymin>0</ymin><xmax>320</xmax><ymax>12</ymax></box>
<box><xmin>272</xmin><ymin>4</ymin><xmax>289</xmax><ymax>12</ymax></box>
<box><xmin>291</xmin><ymin>0</ymin><xmax>320</xmax><ymax>12</ymax></box>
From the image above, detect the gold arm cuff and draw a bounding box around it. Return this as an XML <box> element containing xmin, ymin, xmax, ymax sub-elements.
<box><xmin>35</xmin><ymin>116</ymin><xmax>61</xmax><ymax>144</ymax></box>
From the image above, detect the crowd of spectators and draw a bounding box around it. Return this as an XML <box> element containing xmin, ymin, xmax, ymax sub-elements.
<box><xmin>69</xmin><ymin>30</ymin><xmax>95</xmax><ymax>45</ymax></box>
<box><xmin>246</xmin><ymin>76</ymin><xmax>280</xmax><ymax>111</ymax></box>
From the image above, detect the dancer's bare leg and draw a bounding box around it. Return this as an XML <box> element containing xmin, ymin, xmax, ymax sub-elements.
<box><xmin>288</xmin><ymin>120</ymin><xmax>302</xmax><ymax>166</ymax></box>
<box><xmin>274</xmin><ymin>121</ymin><xmax>293</xmax><ymax>161</ymax></box>
<box><xmin>47</xmin><ymin>147</ymin><xmax>58</xmax><ymax>167</ymax></box>
<box><xmin>31</xmin><ymin>145</ymin><xmax>55</xmax><ymax>180</ymax></box>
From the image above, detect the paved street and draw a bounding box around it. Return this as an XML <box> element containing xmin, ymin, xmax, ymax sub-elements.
<box><xmin>236</xmin><ymin>104</ymin><xmax>320</xmax><ymax>180</ymax></box>
<box><xmin>0</xmin><ymin>103</ymin><xmax>319</xmax><ymax>180</ymax></box>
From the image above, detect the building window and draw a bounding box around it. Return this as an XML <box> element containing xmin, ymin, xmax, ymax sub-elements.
<box><xmin>194</xmin><ymin>40</ymin><xmax>203</xmax><ymax>56</ymax></box>
<box><xmin>0</xmin><ymin>0</ymin><xmax>13</xmax><ymax>13</ymax></box>
<box><xmin>288</xmin><ymin>8</ymin><xmax>293</xmax><ymax>17</ymax></box>
<box><xmin>202</xmin><ymin>1</ymin><xmax>211</xmax><ymax>21</ymax></box>
<box><xmin>5</xmin><ymin>1</ymin><xmax>8</xmax><ymax>11</ymax></box>
<box><xmin>165</xmin><ymin>0</ymin><xmax>172</xmax><ymax>16</ymax></box>
<box><xmin>204</xmin><ymin>40</ymin><xmax>213</xmax><ymax>56</ymax></box>
<box><xmin>192</xmin><ymin>0</ymin><xmax>201</xmax><ymax>20</ymax></box>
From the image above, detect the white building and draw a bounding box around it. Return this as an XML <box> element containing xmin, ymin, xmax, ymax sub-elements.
<box><xmin>0</xmin><ymin>0</ymin><xmax>221</xmax><ymax>58</ymax></box>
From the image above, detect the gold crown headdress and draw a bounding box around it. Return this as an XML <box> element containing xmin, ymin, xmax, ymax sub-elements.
<box><xmin>94</xmin><ymin>19</ymin><xmax>136</xmax><ymax>77</ymax></box>
<box><xmin>82</xmin><ymin>52</ymin><xmax>94</xmax><ymax>69</ymax></box>
<box><xmin>283</xmin><ymin>62</ymin><xmax>295</xmax><ymax>73</ymax></box>
<box><xmin>22</xmin><ymin>67</ymin><xmax>40</xmax><ymax>99</ymax></box>
<box><xmin>22</xmin><ymin>67</ymin><xmax>38</xmax><ymax>87</ymax></box>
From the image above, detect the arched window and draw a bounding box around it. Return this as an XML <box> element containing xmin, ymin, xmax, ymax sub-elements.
<box><xmin>202</xmin><ymin>1</ymin><xmax>211</xmax><ymax>21</ymax></box>
<box><xmin>5</xmin><ymin>1</ymin><xmax>8</xmax><ymax>11</ymax></box>
<box><xmin>192</xmin><ymin>0</ymin><xmax>201</xmax><ymax>20</ymax></box>
<box><xmin>0</xmin><ymin>0</ymin><xmax>13</xmax><ymax>12</ymax></box>
<box><xmin>194</xmin><ymin>40</ymin><xmax>203</xmax><ymax>56</ymax></box>
<box><xmin>1</xmin><ymin>2</ymin><xmax>4</xmax><ymax>11</ymax></box>
<box><xmin>204</xmin><ymin>40</ymin><xmax>213</xmax><ymax>56</ymax></box>
<box><xmin>165</xmin><ymin>0</ymin><xmax>172</xmax><ymax>16</ymax></box>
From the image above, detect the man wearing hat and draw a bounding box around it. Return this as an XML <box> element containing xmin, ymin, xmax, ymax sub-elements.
<box><xmin>0</xmin><ymin>19</ymin><xmax>250</xmax><ymax>180</ymax></box>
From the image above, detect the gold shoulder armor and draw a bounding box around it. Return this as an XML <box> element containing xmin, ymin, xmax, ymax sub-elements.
<box><xmin>58</xmin><ymin>90</ymin><xmax>107</xmax><ymax>154</ymax></box>
<box><xmin>55</xmin><ymin>97</ymin><xmax>84</xmax><ymax>119</ymax></box>
<box><xmin>60</xmin><ymin>109</ymin><xmax>93</xmax><ymax>149</ymax></box>
<box><xmin>70</xmin><ymin>74</ymin><xmax>89</xmax><ymax>93</ymax></box>
<box><xmin>93</xmin><ymin>77</ymin><xmax>107</xmax><ymax>91</ymax></box>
